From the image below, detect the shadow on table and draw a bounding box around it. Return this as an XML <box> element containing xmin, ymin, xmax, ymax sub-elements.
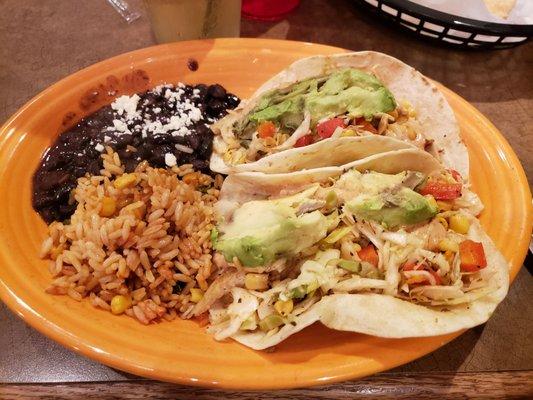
<box><xmin>391</xmin><ymin>325</ymin><xmax>486</xmax><ymax>373</ymax></box>
<box><xmin>241</xmin><ymin>0</ymin><xmax>532</xmax><ymax>104</ymax></box>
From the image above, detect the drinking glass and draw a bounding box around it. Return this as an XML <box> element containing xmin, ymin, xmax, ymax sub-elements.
<box><xmin>144</xmin><ymin>0</ymin><xmax>242</xmax><ymax>43</ymax></box>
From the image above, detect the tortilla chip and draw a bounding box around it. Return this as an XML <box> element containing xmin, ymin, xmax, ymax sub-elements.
<box><xmin>483</xmin><ymin>0</ymin><xmax>516</xmax><ymax>19</ymax></box>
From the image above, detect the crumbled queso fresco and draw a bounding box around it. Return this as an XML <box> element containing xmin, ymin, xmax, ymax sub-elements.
<box><xmin>32</xmin><ymin>82</ymin><xmax>240</xmax><ymax>223</ymax></box>
<box><xmin>93</xmin><ymin>83</ymin><xmax>228</xmax><ymax>165</ymax></box>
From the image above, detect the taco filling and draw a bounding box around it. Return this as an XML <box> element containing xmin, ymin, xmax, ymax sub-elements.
<box><xmin>193</xmin><ymin>168</ymin><xmax>495</xmax><ymax>343</ymax></box>
<box><xmin>222</xmin><ymin>68</ymin><xmax>433</xmax><ymax>165</ymax></box>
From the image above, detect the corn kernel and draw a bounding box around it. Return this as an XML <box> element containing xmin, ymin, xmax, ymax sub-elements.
<box><xmin>133</xmin><ymin>204</ymin><xmax>146</xmax><ymax>219</ymax></box>
<box><xmin>436</xmin><ymin>216</ymin><xmax>448</xmax><ymax>229</ymax></box>
<box><xmin>437</xmin><ymin>200</ymin><xmax>453</xmax><ymax>211</ymax></box>
<box><xmin>190</xmin><ymin>288</ymin><xmax>204</xmax><ymax>303</ymax></box>
<box><xmin>340</xmin><ymin>128</ymin><xmax>357</xmax><ymax>137</ymax></box>
<box><xmin>113</xmin><ymin>173</ymin><xmax>137</xmax><ymax>189</ymax></box>
<box><xmin>182</xmin><ymin>172</ymin><xmax>199</xmax><ymax>187</ymax></box>
<box><xmin>444</xmin><ymin>250</ymin><xmax>455</xmax><ymax>265</ymax></box>
<box><xmin>325</xmin><ymin>190</ymin><xmax>338</xmax><ymax>208</ymax></box>
<box><xmin>438</xmin><ymin>238</ymin><xmax>459</xmax><ymax>253</ymax></box>
<box><xmin>406</xmin><ymin>126</ymin><xmax>417</xmax><ymax>140</ymax></box>
<box><xmin>100</xmin><ymin>196</ymin><xmax>116</xmax><ymax>217</ymax></box>
<box><xmin>274</xmin><ymin>299</ymin><xmax>294</xmax><ymax>316</ymax></box>
<box><xmin>245</xmin><ymin>273</ymin><xmax>269</xmax><ymax>290</ymax></box>
<box><xmin>110</xmin><ymin>295</ymin><xmax>131</xmax><ymax>315</ymax></box>
<box><xmin>223</xmin><ymin>151</ymin><xmax>232</xmax><ymax>162</ymax></box>
<box><xmin>449</xmin><ymin>213</ymin><xmax>470</xmax><ymax>234</ymax></box>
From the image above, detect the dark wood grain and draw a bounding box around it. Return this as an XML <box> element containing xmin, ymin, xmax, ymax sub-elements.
<box><xmin>2</xmin><ymin>371</ymin><xmax>532</xmax><ymax>399</ymax></box>
<box><xmin>0</xmin><ymin>0</ymin><xmax>531</xmax><ymax>397</ymax></box>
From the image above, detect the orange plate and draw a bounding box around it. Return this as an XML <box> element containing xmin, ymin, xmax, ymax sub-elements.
<box><xmin>0</xmin><ymin>39</ymin><xmax>531</xmax><ymax>389</ymax></box>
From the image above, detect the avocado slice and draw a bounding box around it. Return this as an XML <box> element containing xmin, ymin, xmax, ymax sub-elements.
<box><xmin>240</xmin><ymin>68</ymin><xmax>396</xmax><ymax>135</ymax></box>
<box><xmin>215</xmin><ymin>199</ymin><xmax>328</xmax><ymax>268</ymax></box>
<box><xmin>346</xmin><ymin>187</ymin><xmax>438</xmax><ymax>228</ymax></box>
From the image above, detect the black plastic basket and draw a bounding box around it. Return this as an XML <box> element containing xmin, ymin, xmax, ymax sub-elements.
<box><xmin>355</xmin><ymin>0</ymin><xmax>533</xmax><ymax>49</ymax></box>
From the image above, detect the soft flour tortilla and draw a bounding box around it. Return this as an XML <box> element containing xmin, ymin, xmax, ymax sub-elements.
<box><xmin>318</xmin><ymin>217</ymin><xmax>509</xmax><ymax>338</ymax></box>
<box><xmin>210</xmin><ymin>135</ymin><xmax>414</xmax><ymax>174</ymax></box>
<box><xmin>216</xmin><ymin>148</ymin><xmax>442</xmax><ymax>222</ymax></box>
<box><xmin>211</xmin><ymin>51</ymin><xmax>467</xmax><ymax>177</ymax></box>
<box><xmin>214</xmin><ymin>152</ymin><xmax>508</xmax><ymax>350</ymax></box>
<box><xmin>233</xmin><ymin>218</ymin><xmax>509</xmax><ymax>350</ymax></box>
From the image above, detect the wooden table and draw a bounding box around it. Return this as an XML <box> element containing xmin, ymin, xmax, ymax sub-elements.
<box><xmin>0</xmin><ymin>0</ymin><xmax>531</xmax><ymax>398</ymax></box>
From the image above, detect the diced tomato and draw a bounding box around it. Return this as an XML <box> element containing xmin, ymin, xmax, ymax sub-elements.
<box><xmin>257</xmin><ymin>121</ymin><xmax>276</xmax><ymax>138</ymax></box>
<box><xmin>459</xmin><ymin>240</ymin><xmax>487</xmax><ymax>272</ymax></box>
<box><xmin>358</xmin><ymin>245</ymin><xmax>379</xmax><ymax>267</ymax></box>
<box><xmin>294</xmin><ymin>134</ymin><xmax>314</xmax><ymax>147</ymax></box>
<box><xmin>356</xmin><ymin>117</ymin><xmax>378</xmax><ymax>134</ymax></box>
<box><xmin>419</xmin><ymin>181</ymin><xmax>462</xmax><ymax>200</ymax></box>
<box><xmin>317</xmin><ymin>117</ymin><xmax>346</xmax><ymax>138</ymax></box>
<box><xmin>449</xmin><ymin>169</ymin><xmax>462</xmax><ymax>183</ymax></box>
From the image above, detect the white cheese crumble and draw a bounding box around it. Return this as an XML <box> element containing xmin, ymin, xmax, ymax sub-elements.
<box><xmin>107</xmin><ymin>119</ymin><xmax>132</xmax><ymax>135</ymax></box>
<box><xmin>94</xmin><ymin>83</ymin><xmax>208</xmax><ymax>157</ymax></box>
<box><xmin>94</xmin><ymin>143</ymin><xmax>104</xmax><ymax>152</ymax></box>
<box><xmin>140</xmin><ymin>86</ymin><xmax>202</xmax><ymax>138</ymax></box>
<box><xmin>164</xmin><ymin>153</ymin><xmax>177</xmax><ymax>167</ymax></box>
<box><xmin>111</xmin><ymin>94</ymin><xmax>141</xmax><ymax>121</ymax></box>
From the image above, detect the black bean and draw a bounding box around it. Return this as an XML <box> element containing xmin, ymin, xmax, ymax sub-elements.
<box><xmin>117</xmin><ymin>148</ymin><xmax>134</xmax><ymax>160</ymax></box>
<box><xmin>85</xmin><ymin>147</ymin><xmax>100</xmax><ymax>159</ymax></box>
<box><xmin>132</xmin><ymin>134</ymin><xmax>144</xmax><ymax>147</ymax></box>
<box><xmin>149</xmin><ymin>146</ymin><xmax>173</xmax><ymax>166</ymax></box>
<box><xmin>38</xmin><ymin>171</ymin><xmax>70</xmax><ymax>190</ymax></box>
<box><xmin>115</xmin><ymin>134</ymin><xmax>133</xmax><ymax>148</ymax></box>
<box><xmin>207</xmin><ymin>99</ymin><xmax>225</xmax><ymax>117</ymax></box>
<box><xmin>186</xmin><ymin>134</ymin><xmax>200</xmax><ymax>150</ymax></box>
<box><xmin>139</xmin><ymin>144</ymin><xmax>154</xmax><ymax>160</ymax></box>
<box><xmin>192</xmin><ymin>159</ymin><xmax>209</xmax><ymax>171</ymax></box>
<box><xmin>87</xmin><ymin>160</ymin><xmax>102</xmax><ymax>176</ymax></box>
<box><xmin>173</xmin><ymin>281</ymin><xmax>186</xmax><ymax>294</ymax></box>
<box><xmin>183</xmin><ymin>85</ymin><xmax>194</xmax><ymax>95</ymax></box>
<box><xmin>59</xmin><ymin>203</ymin><xmax>77</xmax><ymax>216</ymax></box>
<box><xmin>42</xmin><ymin>153</ymin><xmax>66</xmax><ymax>171</ymax></box>
<box><xmin>123</xmin><ymin>158</ymin><xmax>138</xmax><ymax>173</ymax></box>
<box><xmin>207</xmin><ymin>84</ymin><xmax>226</xmax><ymax>99</ymax></box>
<box><xmin>225</xmin><ymin>93</ymin><xmax>240</xmax><ymax>108</ymax></box>
<box><xmin>195</xmin><ymin>123</ymin><xmax>211</xmax><ymax>136</ymax></box>
<box><xmin>150</xmin><ymin>134</ymin><xmax>173</xmax><ymax>145</ymax></box>
<box><xmin>33</xmin><ymin>193</ymin><xmax>57</xmax><ymax>209</ymax></box>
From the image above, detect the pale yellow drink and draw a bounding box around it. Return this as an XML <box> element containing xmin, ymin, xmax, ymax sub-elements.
<box><xmin>144</xmin><ymin>0</ymin><xmax>241</xmax><ymax>43</ymax></box>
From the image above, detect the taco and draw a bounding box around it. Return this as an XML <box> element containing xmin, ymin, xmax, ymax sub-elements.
<box><xmin>210</xmin><ymin>51</ymin><xmax>467</xmax><ymax>177</ymax></box>
<box><xmin>195</xmin><ymin>151</ymin><xmax>507</xmax><ymax>350</ymax></box>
